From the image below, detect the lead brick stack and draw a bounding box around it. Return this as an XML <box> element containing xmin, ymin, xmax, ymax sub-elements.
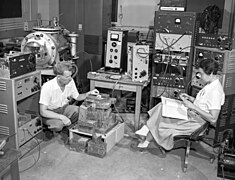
<box><xmin>77</xmin><ymin>94</ymin><xmax>117</xmax><ymax>134</ymax></box>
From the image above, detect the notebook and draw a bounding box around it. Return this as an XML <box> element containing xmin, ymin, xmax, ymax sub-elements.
<box><xmin>161</xmin><ymin>96</ymin><xmax>188</xmax><ymax>120</ymax></box>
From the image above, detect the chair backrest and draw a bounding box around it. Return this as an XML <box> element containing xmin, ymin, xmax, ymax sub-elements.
<box><xmin>190</xmin><ymin>121</ymin><xmax>210</xmax><ymax>140</ymax></box>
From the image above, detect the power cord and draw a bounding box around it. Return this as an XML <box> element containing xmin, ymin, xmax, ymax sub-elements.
<box><xmin>136</xmin><ymin>47</ymin><xmax>149</xmax><ymax>59</ymax></box>
<box><xmin>154</xmin><ymin>61</ymin><xmax>170</xmax><ymax>98</ymax></box>
<box><xmin>19</xmin><ymin>129</ymin><xmax>41</xmax><ymax>173</ymax></box>
<box><xmin>0</xmin><ymin>133</ymin><xmax>16</xmax><ymax>155</ymax></box>
<box><xmin>157</xmin><ymin>32</ymin><xmax>186</xmax><ymax>52</ymax></box>
<box><xmin>111</xmin><ymin>76</ymin><xmax>122</xmax><ymax>98</ymax></box>
<box><xmin>113</xmin><ymin>103</ymin><xmax>124</xmax><ymax>123</ymax></box>
<box><xmin>108</xmin><ymin>75</ymin><xmax>138</xmax><ymax>132</ymax></box>
<box><xmin>75</xmin><ymin>50</ymin><xmax>93</xmax><ymax>72</ymax></box>
<box><xmin>73</xmin><ymin>50</ymin><xmax>94</xmax><ymax>92</ymax></box>
<box><xmin>109</xmin><ymin>76</ymin><xmax>125</xmax><ymax>123</ymax></box>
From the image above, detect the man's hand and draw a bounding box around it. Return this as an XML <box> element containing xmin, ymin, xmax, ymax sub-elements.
<box><xmin>59</xmin><ymin>115</ymin><xmax>71</xmax><ymax>126</ymax></box>
<box><xmin>88</xmin><ymin>89</ymin><xmax>99</xmax><ymax>96</ymax></box>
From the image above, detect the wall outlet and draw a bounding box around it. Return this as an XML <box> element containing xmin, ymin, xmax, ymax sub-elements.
<box><xmin>24</xmin><ymin>21</ymin><xmax>36</xmax><ymax>31</ymax></box>
<box><xmin>24</xmin><ymin>21</ymin><xmax>29</xmax><ymax>31</ymax></box>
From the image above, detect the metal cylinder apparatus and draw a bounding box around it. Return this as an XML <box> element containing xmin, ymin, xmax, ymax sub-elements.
<box><xmin>21</xmin><ymin>26</ymin><xmax>78</xmax><ymax>68</ymax></box>
<box><xmin>68</xmin><ymin>32</ymin><xmax>79</xmax><ymax>58</ymax></box>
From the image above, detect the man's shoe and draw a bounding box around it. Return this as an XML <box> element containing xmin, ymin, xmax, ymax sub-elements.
<box><xmin>60</xmin><ymin>127</ymin><xmax>69</xmax><ymax>144</ymax></box>
<box><xmin>44</xmin><ymin>129</ymin><xmax>54</xmax><ymax>141</ymax></box>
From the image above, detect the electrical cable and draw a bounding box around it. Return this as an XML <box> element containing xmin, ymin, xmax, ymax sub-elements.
<box><xmin>19</xmin><ymin>129</ymin><xmax>41</xmax><ymax>173</ymax></box>
<box><xmin>108</xmin><ymin>75</ymin><xmax>132</xmax><ymax>124</ymax></box>
<box><xmin>185</xmin><ymin>75</ymin><xmax>195</xmax><ymax>94</ymax></box>
<box><xmin>165</xmin><ymin>32</ymin><xmax>186</xmax><ymax>51</ymax></box>
<box><xmin>136</xmin><ymin>47</ymin><xmax>149</xmax><ymax>58</ymax></box>
<box><xmin>175</xmin><ymin>66</ymin><xmax>187</xmax><ymax>93</ymax></box>
<box><xmin>157</xmin><ymin>32</ymin><xmax>169</xmax><ymax>48</ymax></box>
<box><xmin>75</xmin><ymin>51</ymin><xmax>93</xmax><ymax>72</ymax></box>
<box><xmin>162</xmin><ymin>34</ymin><xmax>171</xmax><ymax>53</ymax></box>
<box><xmin>154</xmin><ymin>56</ymin><xmax>170</xmax><ymax>98</ymax></box>
<box><xmin>113</xmin><ymin>103</ymin><xmax>125</xmax><ymax>123</ymax></box>
<box><xmin>72</xmin><ymin>50</ymin><xmax>94</xmax><ymax>93</ymax></box>
<box><xmin>0</xmin><ymin>133</ymin><xmax>16</xmax><ymax>155</ymax></box>
<box><xmin>71</xmin><ymin>63</ymin><xmax>78</xmax><ymax>79</ymax></box>
<box><xmin>112</xmin><ymin>98</ymin><xmax>138</xmax><ymax>134</ymax></box>
<box><xmin>178</xmin><ymin>45</ymin><xmax>194</xmax><ymax>53</ymax></box>
<box><xmin>109</xmin><ymin>76</ymin><xmax>124</xmax><ymax>122</ymax></box>
<box><xmin>111</xmin><ymin>77</ymin><xmax>121</xmax><ymax>98</ymax></box>
<box><xmin>3</xmin><ymin>133</ymin><xmax>16</xmax><ymax>140</ymax></box>
<box><xmin>146</xmin><ymin>28</ymin><xmax>151</xmax><ymax>42</ymax></box>
<box><xmin>157</xmin><ymin>32</ymin><xmax>186</xmax><ymax>52</ymax></box>
<box><xmin>185</xmin><ymin>65</ymin><xmax>203</xmax><ymax>93</ymax></box>
<box><xmin>155</xmin><ymin>32</ymin><xmax>189</xmax><ymax>93</ymax></box>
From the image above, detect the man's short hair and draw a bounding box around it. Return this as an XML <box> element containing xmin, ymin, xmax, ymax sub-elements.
<box><xmin>53</xmin><ymin>61</ymin><xmax>73</xmax><ymax>75</ymax></box>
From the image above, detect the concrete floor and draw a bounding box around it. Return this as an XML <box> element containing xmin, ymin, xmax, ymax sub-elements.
<box><xmin>18</xmin><ymin>113</ymin><xmax>223</xmax><ymax>180</ymax></box>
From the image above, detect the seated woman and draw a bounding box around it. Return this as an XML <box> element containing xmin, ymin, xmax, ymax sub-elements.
<box><xmin>135</xmin><ymin>58</ymin><xmax>225</xmax><ymax>152</ymax></box>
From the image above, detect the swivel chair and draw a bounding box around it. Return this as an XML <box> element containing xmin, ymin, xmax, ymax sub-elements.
<box><xmin>173</xmin><ymin>121</ymin><xmax>215</xmax><ymax>172</ymax></box>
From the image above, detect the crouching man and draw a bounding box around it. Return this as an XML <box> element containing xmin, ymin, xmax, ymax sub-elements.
<box><xmin>39</xmin><ymin>61</ymin><xmax>99</xmax><ymax>139</ymax></box>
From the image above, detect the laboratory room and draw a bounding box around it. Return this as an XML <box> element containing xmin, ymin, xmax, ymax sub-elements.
<box><xmin>0</xmin><ymin>0</ymin><xmax>235</xmax><ymax>179</ymax></box>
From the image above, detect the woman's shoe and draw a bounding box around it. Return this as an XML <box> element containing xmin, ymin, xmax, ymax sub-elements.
<box><xmin>131</xmin><ymin>134</ymin><xmax>146</xmax><ymax>141</ymax></box>
<box><xmin>133</xmin><ymin>140</ymin><xmax>149</xmax><ymax>152</ymax></box>
<box><xmin>135</xmin><ymin>125</ymin><xmax>149</xmax><ymax>136</ymax></box>
<box><xmin>130</xmin><ymin>143</ymin><xmax>147</xmax><ymax>152</ymax></box>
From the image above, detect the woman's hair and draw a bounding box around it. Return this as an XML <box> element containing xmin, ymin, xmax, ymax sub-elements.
<box><xmin>197</xmin><ymin>58</ymin><xmax>219</xmax><ymax>75</ymax></box>
<box><xmin>53</xmin><ymin>61</ymin><xmax>73</xmax><ymax>75</ymax></box>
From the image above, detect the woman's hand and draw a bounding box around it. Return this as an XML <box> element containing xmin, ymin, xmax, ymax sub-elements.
<box><xmin>182</xmin><ymin>99</ymin><xmax>195</xmax><ymax>110</ymax></box>
<box><xmin>179</xmin><ymin>93</ymin><xmax>194</xmax><ymax>102</ymax></box>
<box><xmin>179</xmin><ymin>93</ymin><xmax>190</xmax><ymax>101</ymax></box>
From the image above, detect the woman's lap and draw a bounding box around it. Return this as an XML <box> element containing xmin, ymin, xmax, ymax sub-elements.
<box><xmin>146</xmin><ymin>103</ymin><xmax>203</xmax><ymax>150</ymax></box>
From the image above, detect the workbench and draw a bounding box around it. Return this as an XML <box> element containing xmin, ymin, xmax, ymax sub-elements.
<box><xmin>87</xmin><ymin>71</ymin><xmax>149</xmax><ymax>131</ymax></box>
